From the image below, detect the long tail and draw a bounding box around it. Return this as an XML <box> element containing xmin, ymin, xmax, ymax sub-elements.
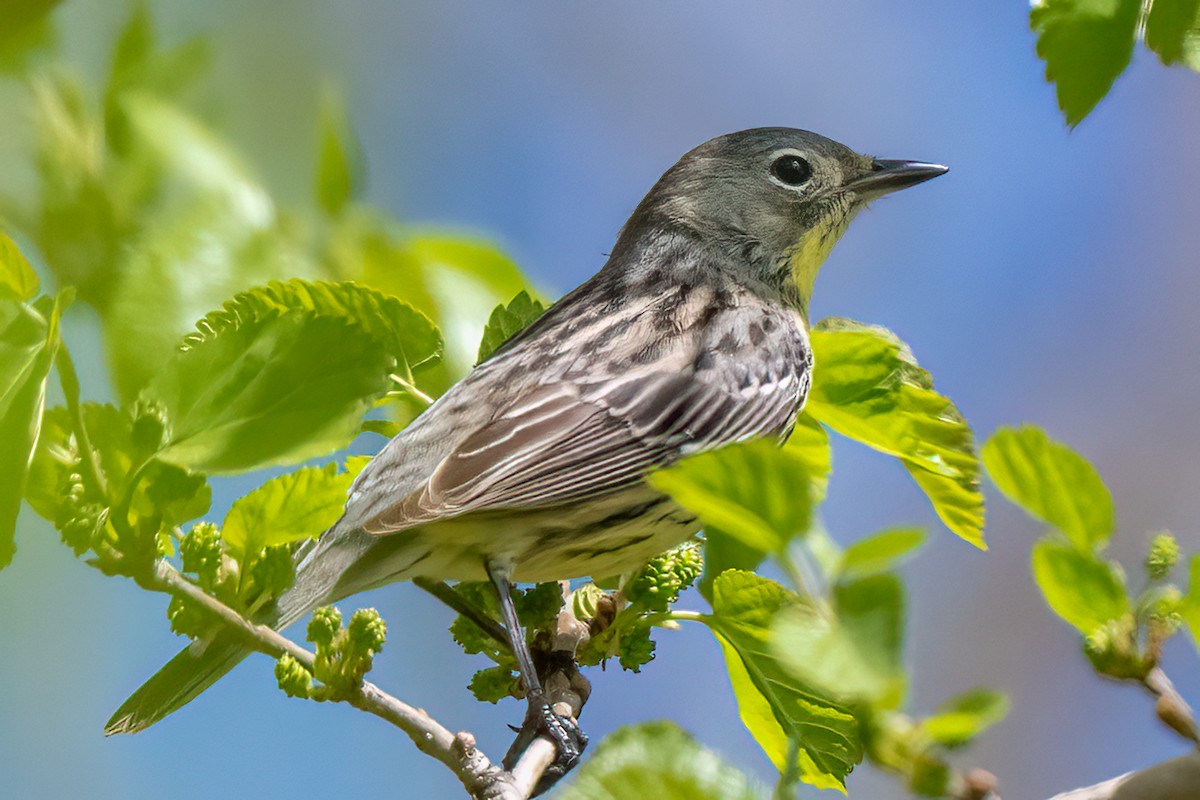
<box><xmin>105</xmin><ymin>527</ymin><xmax>372</xmax><ymax>736</ymax></box>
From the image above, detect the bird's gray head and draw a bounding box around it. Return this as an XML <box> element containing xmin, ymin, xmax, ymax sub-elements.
<box><xmin>615</xmin><ymin>127</ymin><xmax>946</xmax><ymax>314</ymax></box>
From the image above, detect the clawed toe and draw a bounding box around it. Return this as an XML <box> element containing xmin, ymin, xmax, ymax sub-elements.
<box><xmin>503</xmin><ymin>697</ymin><xmax>588</xmax><ymax>794</ymax></box>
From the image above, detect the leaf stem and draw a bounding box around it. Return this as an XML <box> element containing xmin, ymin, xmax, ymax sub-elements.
<box><xmin>388</xmin><ymin>372</ymin><xmax>434</xmax><ymax>406</ymax></box>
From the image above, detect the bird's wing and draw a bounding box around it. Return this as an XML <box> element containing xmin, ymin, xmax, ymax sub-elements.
<box><xmin>358</xmin><ymin>310</ymin><xmax>811</xmax><ymax>535</ymax></box>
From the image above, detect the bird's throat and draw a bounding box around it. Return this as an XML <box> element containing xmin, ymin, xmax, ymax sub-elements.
<box><xmin>786</xmin><ymin>206</ymin><xmax>856</xmax><ymax>320</ymax></box>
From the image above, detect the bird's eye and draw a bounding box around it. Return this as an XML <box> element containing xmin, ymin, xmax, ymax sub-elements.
<box><xmin>771</xmin><ymin>154</ymin><xmax>812</xmax><ymax>186</ymax></box>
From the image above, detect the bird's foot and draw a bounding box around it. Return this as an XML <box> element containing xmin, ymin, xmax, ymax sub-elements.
<box><xmin>503</xmin><ymin>694</ymin><xmax>588</xmax><ymax>795</ymax></box>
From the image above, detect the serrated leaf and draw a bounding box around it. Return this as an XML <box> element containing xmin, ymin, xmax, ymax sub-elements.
<box><xmin>651</xmin><ymin>439</ymin><xmax>815</xmax><ymax>554</ymax></box>
<box><xmin>183</xmin><ymin>279</ymin><xmax>441</xmax><ymax>376</ymax></box>
<box><xmin>0</xmin><ymin>233</ymin><xmax>40</xmax><ymax>301</ymax></box>
<box><xmin>0</xmin><ymin>296</ymin><xmax>60</xmax><ymax>568</ymax></box>
<box><xmin>705</xmin><ymin>570</ymin><xmax>861</xmax><ymax>791</ymax></box>
<box><xmin>559</xmin><ymin>721</ymin><xmax>763</xmax><ymax>800</ymax></box>
<box><xmin>982</xmin><ymin>425</ymin><xmax>1114</xmax><ymax>550</ymax></box>
<box><xmin>772</xmin><ymin>574</ymin><xmax>906</xmax><ymax>707</ymax></box>
<box><xmin>1030</xmin><ymin>0</ymin><xmax>1143</xmax><ymax>126</ymax></box>
<box><xmin>805</xmin><ymin>320</ymin><xmax>984</xmax><ymax>548</ymax></box>
<box><xmin>1032</xmin><ymin>537</ymin><xmax>1129</xmax><ymax>633</ymax></box>
<box><xmin>147</xmin><ymin>311</ymin><xmax>393</xmax><ymax>474</ymax></box>
<box><xmin>221</xmin><ymin>462</ymin><xmax>353</xmax><ymax>560</ymax></box>
<box><xmin>315</xmin><ymin>86</ymin><xmax>363</xmax><ymax>216</ymax></box>
<box><xmin>921</xmin><ymin>688</ymin><xmax>1009</xmax><ymax>749</ymax></box>
<box><xmin>476</xmin><ymin>290</ymin><xmax>546</xmax><ymax>363</ymax></box>
<box><xmin>838</xmin><ymin>528</ymin><xmax>926</xmax><ymax>580</ymax></box>
<box><xmin>1144</xmin><ymin>0</ymin><xmax>1200</xmax><ymax>67</ymax></box>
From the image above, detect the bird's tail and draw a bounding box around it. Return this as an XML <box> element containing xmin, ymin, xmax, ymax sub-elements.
<box><xmin>104</xmin><ymin>528</ymin><xmax>369</xmax><ymax>736</ymax></box>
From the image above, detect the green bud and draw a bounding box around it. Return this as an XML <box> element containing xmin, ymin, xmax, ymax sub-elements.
<box><xmin>617</xmin><ymin>625</ymin><xmax>656</xmax><ymax>672</ymax></box>
<box><xmin>250</xmin><ymin>544</ymin><xmax>296</xmax><ymax>600</ymax></box>
<box><xmin>179</xmin><ymin>522</ymin><xmax>223</xmax><ymax>589</ymax></box>
<box><xmin>1145</xmin><ymin>532</ymin><xmax>1180</xmax><ymax>580</ymax></box>
<box><xmin>308</xmin><ymin>606</ymin><xmax>342</xmax><ymax>649</ymax></box>
<box><xmin>469</xmin><ymin>665</ymin><xmax>519</xmax><ymax>703</ymax></box>
<box><xmin>167</xmin><ymin>595</ymin><xmax>209</xmax><ymax>639</ymax></box>
<box><xmin>626</xmin><ymin>541</ymin><xmax>703</xmax><ymax>612</ymax></box>
<box><xmin>346</xmin><ymin>608</ymin><xmax>387</xmax><ymax>659</ymax></box>
<box><xmin>569</xmin><ymin>583</ymin><xmax>607</xmax><ymax>623</ymax></box>
<box><xmin>275</xmin><ymin>654</ymin><xmax>312</xmax><ymax>699</ymax></box>
<box><xmin>129</xmin><ymin>397</ymin><xmax>171</xmax><ymax>454</ymax></box>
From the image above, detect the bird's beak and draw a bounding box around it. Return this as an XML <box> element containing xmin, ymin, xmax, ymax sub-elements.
<box><xmin>844</xmin><ymin>159</ymin><xmax>948</xmax><ymax>200</ymax></box>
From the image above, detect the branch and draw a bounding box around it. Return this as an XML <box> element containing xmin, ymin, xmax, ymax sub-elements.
<box><xmin>147</xmin><ymin>560</ymin><xmax>531</xmax><ymax>798</ymax></box>
<box><xmin>146</xmin><ymin>561</ymin><xmax>589</xmax><ymax>799</ymax></box>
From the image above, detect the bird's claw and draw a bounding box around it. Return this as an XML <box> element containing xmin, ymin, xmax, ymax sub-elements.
<box><xmin>503</xmin><ymin>696</ymin><xmax>588</xmax><ymax>795</ymax></box>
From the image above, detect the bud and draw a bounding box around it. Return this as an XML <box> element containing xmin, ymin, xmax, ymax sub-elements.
<box><xmin>179</xmin><ymin>522</ymin><xmax>223</xmax><ymax>589</ymax></box>
<box><xmin>346</xmin><ymin>608</ymin><xmax>387</xmax><ymax>659</ymax></box>
<box><xmin>617</xmin><ymin>626</ymin><xmax>656</xmax><ymax>672</ymax></box>
<box><xmin>626</xmin><ymin>541</ymin><xmax>703</xmax><ymax>612</ymax></box>
<box><xmin>250</xmin><ymin>544</ymin><xmax>296</xmax><ymax>599</ymax></box>
<box><xmin>1145</xmin><ymin>532</ymin><xmax>1180</xmax><ymax>580</ymax></box>
<box><xmin>307</xmin><ymin>606</ymin><xmax>342</xmax><ymax>649</ymax></box>
<box><xmin>275</xmin><ymin>654</ymin><xmax>312</xmax><ymax>699</ymax></box>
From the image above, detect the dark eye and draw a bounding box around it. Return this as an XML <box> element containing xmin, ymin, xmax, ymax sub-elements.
<box><xmin>771</xmin><ymin>154</ymin><xmax>812</xmax><ymax>186</ymax></box>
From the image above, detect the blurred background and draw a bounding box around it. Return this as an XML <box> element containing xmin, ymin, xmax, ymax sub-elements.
<box><xmin>2</xmin><ymin>1</ymin><xmax>1199</xmax><ymax>797</ymax></box>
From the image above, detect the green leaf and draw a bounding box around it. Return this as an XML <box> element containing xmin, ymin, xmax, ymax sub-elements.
<box><xmin>1031</xmin><ymin>537</ymin><xmax>1129</xmax><ymax>633</ymax></box>
<box><xmin>182</xmin><ymin>279</ymin><xmax>441</xmax><ymax>376</ymax></box>
<box><xmin>772</xmin><ymin>574</ymin><xmax>906</xmax><ymax>707</ymax></box>
<box><xmin>651</xmin><ymin>439</ymin><xmax>815</xmax><ymax>554</ymax></box>
<box><xmin>1144</xmin><ymin>0</ymin><xmax>1200</xmax><ymax>67</ymax></box>
<box><xmin>345</xmin><ymin>223</ymin><xmax>535</xmax><ymax>379</ymax></box>
<box><xmin>982</xmin><ymin>425</ymin><xmax>1114</xmax><ymax>550</ymax></box>
<box><xmin>838</xmin><ymin>528</ymin><xmax>926</xmax><ymax>580</ymax></box>
<box><xmin>806</xmin><ymin>320</ymin><xmax>985</xmax><ymax>548</ymax></box>
<box><xmin>783</xmin><ymin>415</ymin><xmax>832</xmax><ymax>502</ymax></box>
<box><xmin>920</xmin><ymin>688</ymin><xmax>1010</xmax><ymax>749</ymax></box>
<box><xmin>1030</xmin><ymin>0</ymin><xmax>1143</xmax><ymax>126</ymax></box>
<box><xmin>0</xmin><ymin>233</ymin><xmax>40</xmax><ymax>301</ymax></box>
<box><xmin>105</xmin><ymin>198</ymin><xmax>313</xmax><ymax>399</ymax></box>
<box><xmin>558</xmin><ymin>721</ymin><xmax>763</xmax><ymax>800</ymax></box>
<box><xmin>0</xmin><ymin>296</ymin><xmax>60</xmax><ymax>568</ymax></box>
<box><xmin>1178</xmin><ymin>555</ymin><xmax>1200</xmax><ymax>652</ymax></box>
<box><xmin>705</xmin><ymin>570</ymin><xmax>861</xmax><ymax>791</ymax></box>
<box><xmin>221</xmin><ymin>462</ymin><xmax>354</xmax><ymax>560</ymax></box>
<box><xmin>476</xmin><ymin>291</ymin><xmax>546</xmax><ymax>363</ymax></box>
<box><xmin>315</xmin><ymin>86</ymin><xmax>363</xmax><ymax>216</ymax></box>
<box><xmin>23</xmin><ymin>404</ymin><xmax>127</xmax><ymax>523</ymax></box>
<box><xmin>147</xmin><ymin>311</ymin><xmax>392</xmax><ymax>474</ymax></box>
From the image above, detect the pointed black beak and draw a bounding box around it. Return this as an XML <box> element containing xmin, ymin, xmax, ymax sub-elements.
<box><xmin>844</xmin><ymin>159</ymin><xmax>948</xmax><ymax>199</ymax></box>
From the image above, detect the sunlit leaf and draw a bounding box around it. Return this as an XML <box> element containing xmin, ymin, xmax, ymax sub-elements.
<box><xmin>1144</xmin><ymin>0</ymin><xmax>1200</xmax><ymax>67</ymax></box>
<box><xmin>315</xmin><ymin>86</ymin><xmax>363</xmax><ymax>216</ymax></box>
<box><xmin>806</xmin><ymin>320</ymin><xmax>984</xmax><ymax>548</ymax></box>
<box><xmin>1031</xmin><ymin>537</ymin><xmax>1128</xmax><ymax>633</ymax></box>
<box><xmin>0</xmin><ymin>296</ymin><xmax>60</xmax><ymax>568</ymax></box>
<box><xmin>0</xmin><ymin>0</ymin><xmax>61</xmax><ymax>73</ymax></box>
<box><xmin>1178</xmin><ymin>556</ymin><xmax>1200</xmax><ymax>653</ymax></box>
<box><xmin>705</xmin><ymin>570</ymin><xmax>861</xmax><ymax>791</ymax></box>
<box><xmin>772</xmin><ymin>574</ymin><xmax>906</xmax><ymax>707</ymax></box>
<box><xmin>0</xmin><ymin>233</ymin><xmax>40</xmax><ymax>301</ymax></box>
<box><xmin>837</xmin><ymin>527</ymin><xmax>926</xmax><ymax>581</ymax></box>
<box><xmin>920</xmin><ymin>688</ymin><xmax>1010</xmax><ymax>749</ymax></box>
<box><xmin>783</xmin><ymin>415</ymin><xmax>832</xmax><ymax>502</ymax></box>
<box><xmin>183</xmin><ymin>279</ymin><xmax>441</xmax><ymax>375</ymax></box>
<box><xmin>147</xmin><ymin>312</ymin><xmax>393</xmax><ymax>474</ymax></box>
<box><xmin>221</xmin><ymin>462</ymin><xmax>353</xmax><ymax>560</ymax></box>
<box><xmin>476</xmin><ymin>290</ymin><xmax>546</xmax><ymax>363</ymax></box>
<box><xmin>558</xmin><ymin>721</ymin><xmax>763</xmax><ymax>800</ymax></box>
<box><xmin>982</xmin><ymin>425</ymin><xmax>1113</xmax><ymax>550</ymax></box>
<box><xmin>1030</xmin><ymin>0</ymin><xmax>1142</xmax><ymax>126</ymax></box>
<box><xmin>651</xmin><ymin>439</ymin><xmax>814</xmax><ymax>554</ymax></box>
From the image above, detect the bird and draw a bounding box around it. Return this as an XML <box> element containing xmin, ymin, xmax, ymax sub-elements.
<box><xmin>106</xmin><ymin>127</ymin><xmax>946</xmax><ymax>782</ymax></box>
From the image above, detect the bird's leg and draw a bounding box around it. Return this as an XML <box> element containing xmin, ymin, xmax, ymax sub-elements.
<box><xmin>487</xmin><ymin>564</ymin><xmax>587</xmax><ymax>792</ymax></box>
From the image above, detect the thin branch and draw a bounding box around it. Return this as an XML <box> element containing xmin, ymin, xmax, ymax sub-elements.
<box><xmin>414</xmin><ymin>577</ymin><xmax>511</xmax><ymax>649</ymax></box>
<box><xmin>147</xmin><ymin>560</ymin><xmax>526</xmax><ymax>799</ymax></box>
<box><xmin>389</xmin><ymin>372</ymin><xmax>435</xmax><ymax>406</ymax></box>
<box><xmin>1144</xmin><ymin>666</ymin><xmax>1198</xmax><ymax>742</ymax></box>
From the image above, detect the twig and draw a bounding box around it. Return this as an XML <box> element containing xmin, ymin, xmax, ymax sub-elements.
<box><xmin>147</xmin><ymin>559</ymin><xmax>533</xmax><ymax>799</ymax></box>
<box><xmin>1144</xmin><ymin>666</ymin><xmax>1198</xmax><ymax>742</ymax></box>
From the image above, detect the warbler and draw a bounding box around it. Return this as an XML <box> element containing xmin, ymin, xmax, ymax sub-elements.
<box><xmin>107</xmin><ymin>127</ymin><xmax>945</xmax><ymax>778</ymax></box>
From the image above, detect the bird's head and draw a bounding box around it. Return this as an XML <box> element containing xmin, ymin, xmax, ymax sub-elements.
<box><xmin>617</xmin><ymin>127</ymin><xmax>946</xmax><ymax>316</ymax></box>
